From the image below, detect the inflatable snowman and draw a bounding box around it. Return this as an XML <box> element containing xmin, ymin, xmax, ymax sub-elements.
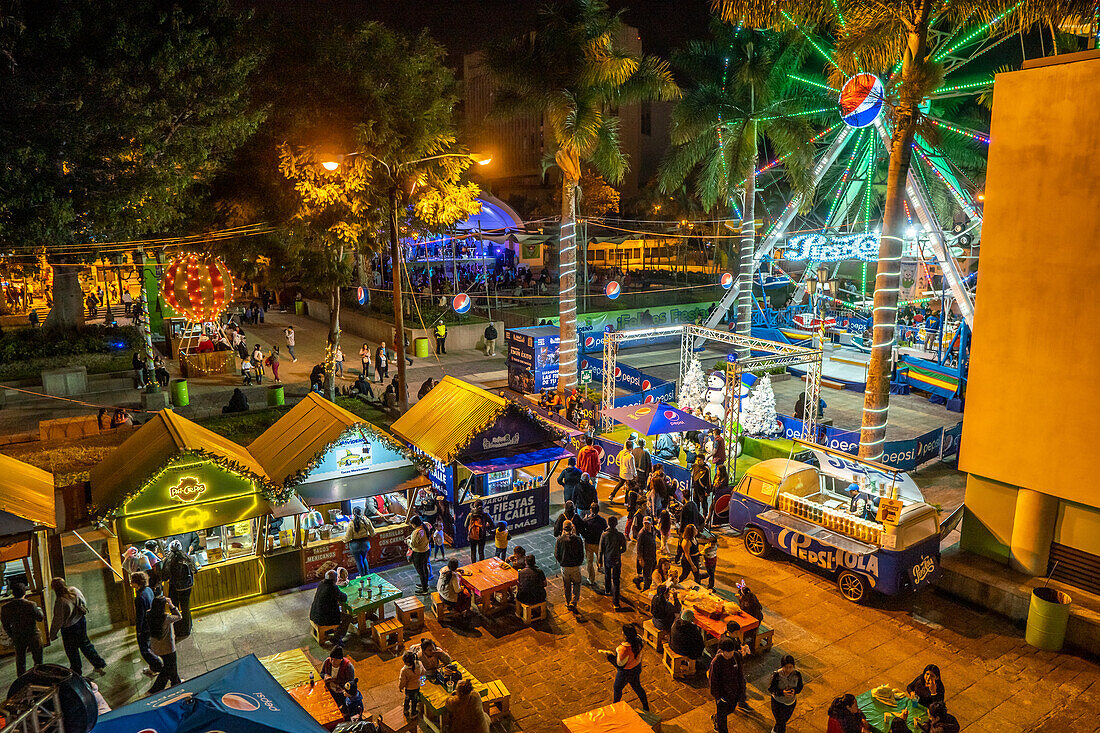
<box><xmin>703</xmin><ymin>370</ymin><xmax>752</xmax><ymax>422</ymax></box>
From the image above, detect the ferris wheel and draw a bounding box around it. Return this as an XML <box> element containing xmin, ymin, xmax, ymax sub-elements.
<box><xmin>705</xmin><ymin>5</ymin><xmax>1052</xmax><ymax>331</ymax></box>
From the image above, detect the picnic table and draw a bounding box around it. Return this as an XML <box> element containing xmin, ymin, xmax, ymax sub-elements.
<box><xmin>856</xmin><ymin>688</ymin><xmax>928</xmax><ymax>733</ymax></box>
<box><xmin>341</xmin><ymin>573</ymin><xmax>403</xmax><ymax>635</ymax></box>
<box><xmin>457</xmin><ymin>557</ymin><xmax>519</xmax><ymax>615</ymax></box>
<box><xmin>561</xmin><ymin>701</ymin><xmax>652</xmax><ymax>733</ymax></box>
<box><xmin>288</xmin><ymin>680</ymin><xmax>344</xmax><ymax>729</ymax></box>
<box><xmin>258</xmin><ymin>647</ymin><xmax>315</xmax><ymax>689</ymax></box>
<box><xmin>675</xmin><ymin>584</ymin><xmax>761</xmax><ymax>641</ymax></box>
<box><xmin>419</xmin><ymin>662</ymin><xmax>510</xmax><ymax>733</ymax></box>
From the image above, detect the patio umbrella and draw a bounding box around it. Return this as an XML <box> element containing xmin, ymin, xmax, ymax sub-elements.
<box><xmin>603</xmin><ymin>403</ymin><xmax>717</xmax><ymax>435</ymax></box>
<box><xmin>92</xmin><ymin>654</ymin><xmax>329</xmax><ymax>733</ymax></box>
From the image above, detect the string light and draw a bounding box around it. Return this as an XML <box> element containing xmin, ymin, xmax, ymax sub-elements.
<box><xmin>912</xmin><ymin>145</ymin><xmax>981</xmax><ymax>219</ymax></box>
<box><xmin>925</xmin><ymin>118</ymin><xmax>989</xmax><ymax>144</ymax></box>
<box><xmin>932</xmin><ymin>1</ymin><xmax>1024</xmax><ymax>62</ymax></box>
<box><xmin>789</xmin><ymin>74</ymin><xmax>838</xmax><ymax>93</ymax></box>
<box><xmin>934</xmin><ymin>78</ymin><xmax>994</xmax><ymax>95</ymax></box>
<box><xmin>780</xmin><ymin>10</ymin><xmax>847</xmax><ymax>79</ymax></box>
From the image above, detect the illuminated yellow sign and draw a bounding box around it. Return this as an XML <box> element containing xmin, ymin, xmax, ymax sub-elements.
<box><xmin>169</xmin><ymin>477</ymin><xmax>208</xmax><ymax>503</ymax></box>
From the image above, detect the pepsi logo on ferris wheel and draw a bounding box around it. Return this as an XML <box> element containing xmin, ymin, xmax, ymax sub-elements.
<box><xmin>839</xmin><ymin>73</ymin><xmax>885</xmax><ymax>128</ymax></box>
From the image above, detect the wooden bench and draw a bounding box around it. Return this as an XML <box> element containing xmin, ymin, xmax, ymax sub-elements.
<box><xmin>641</xmin><ymin>620</ymin><xmax>668</xmax><ymax>652</ymax></box>
<box><xmin>516</xmin><ymin>600</ymin><xmax>547</xmax><ymax>625</ymax></box>
<box><xmin>372</xmin><ymin>619</ymin><xmax>404</xmax><ymax>654</ymax></box>
<box><xmin>481</xmin><ymin>679</ymin><xmax>511</xmax><ymax>722</ymax></box>
<box><xmin>431</xmin><ymin>592</ymin><xmax>454</xmax><ymax>621</ymax></box>
<box><xmin>378</xmin><ymin>704</ymin><xmax>416</xmax><ymax>733</ymax></box>
<box><xmin>751</xmin><ymin>623</ymin><xmax>774</xmax><ymax>654</ymax></box>
<box><xmin>662</xmin><ymin>646</ymin><xmax>696</xmax><ymax>679</ymax></box>
<box><xmin>394</xmin><ymin>596</ymin><xmax>426</xmax><ymax>633</ymax></box>
<box><xmin>309</xmin><ymin>620</ymin><xmax>340</xmax><ymax>646</ymax></box>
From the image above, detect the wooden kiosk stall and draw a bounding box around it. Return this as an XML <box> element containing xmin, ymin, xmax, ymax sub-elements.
<box><xmin>89</xmin><ymin>410</ymin><xmax>302</xmax><ymax>612</ymax></box>
<box><xmin>392</xmin><ymin>377</ymin><xmax>571</xmax><ymax>548</ymax></box>
<box><xmin>248</xmin><ymin>393</ymin><xmax>428</xmax><ymax>584</ymax></box>
<box><xmin>0</xmin><ymin>454</ymin><xmax>55</xmax><ymax>658</ymax></box>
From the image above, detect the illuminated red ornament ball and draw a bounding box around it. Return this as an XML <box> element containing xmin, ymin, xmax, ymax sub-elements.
<box><xmin>160</xmin><ymin>253</ymin><xmax>234</xmax><ymax>323</ymax></box>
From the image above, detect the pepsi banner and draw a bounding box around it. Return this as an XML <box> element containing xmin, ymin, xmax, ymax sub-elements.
<box><xmin>776</xmin><ymin>415</ymin><xmax>963</xmax><ymax>472</ymax></box>
<box><xmin>940</xmin><ymin>422</ymin><xmax>963</xmax><ymax>460</ymax></box>
<box><xmin>576</xmin><ymin>355</ymin><xmax>672</xmax><ymax>399</ymax></box>
<box><xmin>776</xmin><ymin>414</ymin><xmax>861</xmax><ymax>454</ymax></box>
<box><xmin>881</xmin><ymin>426</ymin><xmax>943</xmax><ymax>472</ymax></box>
<box><xmin>452</xmin><ymin>482</ymin><xmax>550</xmax><ymax>548</ymax></box>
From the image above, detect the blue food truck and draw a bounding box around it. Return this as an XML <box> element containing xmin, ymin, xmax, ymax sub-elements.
<box><xmin>727</xmin><ymin>449</ymin><xmax>949</xmax><ymax>603</ymax></box>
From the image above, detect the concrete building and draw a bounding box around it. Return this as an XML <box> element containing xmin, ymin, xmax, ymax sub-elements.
<box><xmin>958</xmin><ymin>49</ymin><xmax>1100</xmax><ymax>595</ymax></box>
<box><xmin>462</xmin><ymin>24</ymin><xmax>671</xmax><ymax>212</ymax></box>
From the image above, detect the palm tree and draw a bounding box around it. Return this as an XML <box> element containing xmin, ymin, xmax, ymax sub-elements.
<box><xmin>711</xmin><ymin>0</ymin><xmax>1091</xmax><ymax>458</ymax></box>
<box><xmin>483</xmin><ymin>0</ymin><xmax>679</xmax><ymax>392</ymax></box>
<box><xmin>660</xmin><ymin>21</ymin><xmax>817</xmax><ymax>355</ymax></box>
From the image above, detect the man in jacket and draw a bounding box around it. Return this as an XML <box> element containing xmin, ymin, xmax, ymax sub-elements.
<box><xmin>653</xmin><ymin>432</ymin><xmax>679</xmax><ymax>462</ymax></box>
<box><xmin>632</xmin><ymin>438</ymin><xmax>653</xmax><ymax>500</ymax></box>
<box><xmin>553</xmin><ymin>501</ymin><xmax>578</xmax><ymax>538</ymax></box>
<box><xmin>610</xmin><ymin>440</ymin><xmax>637</xmax><ymax>503</ymax></box>
<box><xmin>579</xmin><ymin>502</ymin><xmax>606</xmax><ymax>586</ymax></box>
<box><xmin>483</xmin><ymin>323</ymin><xmax>497</xmax><ymax>356</ymax></box>
<box><xmin>634</xmin><ymin>516</ymin><xmax>659</xmax><ymax>591</ymax></box>
<box><xmin>164</xmin><ymin>541</ymin><xmax>197</xmax><ymax>637</ymax></box>
<box><xmin>573</xmin><ymin>472</ymin><xmax>597</xmax><ymax>513</ymax></box>
<box><xmin>310</xmin><ymin>570</ymin><xmax>351</xmax><ymax>643</ymax></box>
<box><xmin>598</xmin><ymin>516</ymin><xmax>628</xmax><ymax>609</ymax></box>
<box><xmin>1</xmin><ymin>582</ymin><xmax>43</xmax><ymax>676</ymax></box>
<box><xmin>576</xmin><ymin>439</ymin><xmax>601</xmax><ymax>491</ymax></box>
<box><xmin>671</xmin><ymin>608</ymin><xmax>706</xmax><ymax>660</ymax></box>
<box><xmin>709</xmin><ymin>637</ymin><xmax>749</xmax><ymax>733</ymax></box>
<box><xmin>556</xmin><ymin>457</ymin><xmax>583</xmax><ymax>504</ymax></box>
<box><xmin>515</xmin><ymin>555</ymin><xmax>547</xmax><ymax>605</ymax></box>
<box><xmin>434</xmin><ymin>322</ymin><xmax>447</xmax><ymax>354</ymax></box>
<box><xmin>130</xmin><ymin>572</ymin><xmax>163</xmax><ymax>677</ymax></box>
<box><xmin>554</xmin><ymin>520</ymin><xmax>585</xmax><ymax>611</ymax></box>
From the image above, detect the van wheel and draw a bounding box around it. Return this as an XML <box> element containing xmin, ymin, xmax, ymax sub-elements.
<box><xmin>743</xmin><ymin>527</ymin><xmax>769</xmax><ymax>558</ymax></box>
<box><xmin>837</xmin><ymin>570</ymin><xmax>868</xmax><ymax>603</ymax></box>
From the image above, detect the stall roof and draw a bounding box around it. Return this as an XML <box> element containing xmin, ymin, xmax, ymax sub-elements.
<box><xmin>392</xmin><ymin>376</ymin><xmax>508</xmax><ymax>463</ymax></box>
<box><xmin>0</xmin><ymin>453</ymin><xmax>55</xmax><ymax>529</ymax></box>
<box><xmin>90</xmin><ymin>409</ymin><xmax>270</xmax><ymax>511</ymax></box>
<box><xmin>248</xmin><ymin>393</ymin><xmax>406</xmax><ymax>485</ymax></box>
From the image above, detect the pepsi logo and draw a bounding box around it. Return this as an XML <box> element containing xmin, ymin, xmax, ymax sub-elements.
<box><xmin>664</xmin><ymin>410</ymin><xmax>677</xmax><ymax>419</ymax></box>
<box><xmin>605</xmin><ymin>281</ymin><xmax>621</xmax><ymax>299</ymax></box>
<box><xmin>839</xmin><ymin>73</ymin><xmax>884</xmax><ymax>128</ymax></box>
<box><xmin>584</xmin><ymin>336</ymin><xmax>595</xmax><ymax>347</ymax></box>
<box><xmin>580</xmin><ymin>360</ymin><xmax>589</xmax><ymax>369</ymax></box>
<box><xmin>641</xmin><ymin>380</ymin><xmax>651</xmax><ymax>390</ymax></box>
<box><xmin>356</xmin><ymin>286</ymin><xmax>367</xmax><ymax>305</ymax></box>
<box><xmin>452</xmin><ymin>293</ymin><xmax>471</xmax><ymax>314</ymax></box>
<box><xmin>221</xmin><ymin>693</ymin><xmax>261</xmax><ymax>712</ymax></box>
<box><xmin>614</xmin><ymin>367</ymin><xmax>622</xmax><ymax>378</ymax></box>
<box><xmin>644</xmin><ymin>395</ymin><xmax>656</xmax><ymax>403</ymax></box>
<box><xmin>720</xmin><ymin>272</ymin><xmax>734</xmax><ymax>289</ymax></box>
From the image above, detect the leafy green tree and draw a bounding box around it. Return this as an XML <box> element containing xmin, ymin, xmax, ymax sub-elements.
<box><xmin>484</xmin><ymin>0</ymin><xmax>679</xmax><ymax>392</ymax></box>
<box><xmin>711</xmin><ymin>0</ymin><xmax>1091</xmax><ymax>457</ymax></box>
<box><xmin>660</xmin><ymin>21</ymin><xmax>816</xmax><ymax>354</ymax></box>
<box><xmin>0</xmin><ymin>0</ymin><xmax>264</xmax><ymax>328</ymax></box>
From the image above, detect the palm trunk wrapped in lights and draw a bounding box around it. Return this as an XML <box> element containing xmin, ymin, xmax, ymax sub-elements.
<box><xmin>557</xmin><ymin>148</ymin><xmax>581</xmax><ymax>394</ymax></box>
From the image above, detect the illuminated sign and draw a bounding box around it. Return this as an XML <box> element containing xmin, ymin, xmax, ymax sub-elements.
<box><xmin>169</xmin><ymin>477</ymin><xmax>207</xmax><ymax>503</ymax></box>
<box><xmin>786</xmin><ymin>233</ymin><xmax>879</xmax><ymax>262</ymax></box>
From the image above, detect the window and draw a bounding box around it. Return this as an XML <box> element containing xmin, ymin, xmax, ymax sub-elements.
<box><xmin>596</xmin><ymin>250</ymin><xmax>605</xmax><ymax>262</ymax></box>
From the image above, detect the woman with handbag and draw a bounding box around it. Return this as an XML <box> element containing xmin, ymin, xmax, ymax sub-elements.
<box><xmin>48</xmin><ymin>578</ymin><xmax>107</xmax><ymax>677</ymax></box>
<box><xmin>604</xmin><ymin>623</ymin><xmax>650</xmax><ymax>711</ymax></box>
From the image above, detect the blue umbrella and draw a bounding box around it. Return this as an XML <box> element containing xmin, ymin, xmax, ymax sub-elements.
<box><xmin>93</xmin><ymin>654</ymin><xmax>329</xmax><ymax>733</ymax></box>
<box><xmin>603</xmin><ymin>402</ymin><xmax>717</xmax><ymax>435</ymax></box>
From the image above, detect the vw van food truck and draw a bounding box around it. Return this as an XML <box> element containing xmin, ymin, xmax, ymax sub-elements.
<box><xmin>728</xmin><ymin>444</ymin><xmax>952</xmax><ymax>603</ymax></box>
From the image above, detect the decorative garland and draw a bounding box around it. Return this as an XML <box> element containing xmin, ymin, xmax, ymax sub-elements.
<box><xmin>95</xmin><ymin>448</ymin><xmax>285</xmax><ymax>522</ymax></box>
<box><xmin>282</xmin><ymin>422</ymin><xmax>434</xmax><ymax>488</ymax></box>
<box><xmin>434</xmin><ymin>400</ymin><xmax>571</xmax><ymax>464</ymax></box>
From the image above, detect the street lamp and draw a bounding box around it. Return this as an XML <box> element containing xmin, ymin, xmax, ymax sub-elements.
<box><xmin>319</xmin><ymin>150</ymin><xmax>490</xmax><ymax>413</ymax></box>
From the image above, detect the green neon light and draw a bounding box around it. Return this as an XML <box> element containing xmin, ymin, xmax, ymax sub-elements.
<box><xmin>790</xmin><ymin>74</ymin><xmax>839</xmax><ymax>93</ymax></box>
<box><xmin>933</xmin><ymin>1</ymin><xmax>1023</xmax><ymax>62</ymax></box>
<box><xmin>934</xmin><ymin>78</ymin><xmax>994</xmax><ymax>94</ymax></box>
<box><xmin>780</xmin><ymin>10</ymin><xmax>846</xmax><ymax>78</ymax></box>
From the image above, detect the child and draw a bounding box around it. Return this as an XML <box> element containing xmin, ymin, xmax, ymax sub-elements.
<box><xmin>703</xmin><ymin>536</ymin><xmax>719</xmax><ymax>590</ymax></box>
<box><xmin>506</xmin><ymin>545</ymin><xmax>526</xmax><ymax>568</ymax></box>
<box><xmin>399</xmin><ymin>650</ymin><xmax>424</xmax><ymax>718</ymax></box>
<box><xmin>494</xmin><ymin>521</ymin><xmax>509</xmax><ymax>560</ymax></box>
<box><xmin>658</xmin><ymin>509</ymin><xmax>673</xmax><ymax>555</ymax></box>
<box><xmin>341</xmin><ymin>677</ymin><xmax>363</xmax><ymax>721</ymax></box>
<box><xmin>241</xmin><ymin>356</ymin><xmax>253</xmax><ymax>385</ymax></box>
<box><xmin>431</xmin><ymin>521</ymin><xmax>445</xmax><ymax>560</ymax></box>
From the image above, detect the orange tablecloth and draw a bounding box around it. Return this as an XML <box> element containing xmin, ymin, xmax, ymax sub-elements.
<box><xmin>288</xmin><ymin>682</ymin><xmax>343</xmax><ymax>728</ymax></box>
<box><xmin>562</xmin><ymin>701</ymin><xmax>651</xmax><ymax>733</ymax></box>
<box><xmin>258</xmin><ymin>648</ymin><xmax>316</xmax><ymax>689</ymax></box>
<box><xmin>458</xmin><ymin>557</ymin><xmax>519</xmax><ymax>598</ymax></box>
<box><xmin>693</xmin><ymin>608</ymin><xmax>760</xmax><ymax>639</ymax></box>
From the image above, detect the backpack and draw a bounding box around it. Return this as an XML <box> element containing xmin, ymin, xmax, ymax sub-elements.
<box><xmin>468</xmin><ymin>514</ymin><xmax>484</xmax><ymax>540</ymax></box>
<box><xmin>170</xmin><ymin>557</ymin><xmax>194</xmax><ymax>590</ymax></box>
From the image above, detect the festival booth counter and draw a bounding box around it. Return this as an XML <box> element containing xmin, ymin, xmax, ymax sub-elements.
<box><xmin>248</xmin><ymin>393</ymin><xmax>428</xmax><ymax>583</ymax></box>
<box><xmin>89</xmin><ymin>410</ymin><xmax>301</xmax><ymax>612</ymax></box>
<box><xmin>0</xmin><ymin>455</ymin><xmax>56</xmax><ymax>658</ymax></box>
<box><xmin>392</xmin><ymin>376</ymin><xmax>570</xmax><ymax>547</ymax></box>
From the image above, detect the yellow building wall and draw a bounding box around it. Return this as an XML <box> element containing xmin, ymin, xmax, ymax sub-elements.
<box><xmin>1055</xmin><ymin>502</ymin><xmax>1100</xmax><ymax>557</ymax></box>
<box><xmin>960</xmin><ymin>474</ymin><xmax>1017</xmax><ymax>561</ymax></box>
<box><xmin>959</xmin><ymin>51</ymin><xmax>1100</xmax><ymax>509</ymax></box>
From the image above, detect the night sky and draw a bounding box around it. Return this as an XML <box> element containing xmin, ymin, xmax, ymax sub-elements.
<box><xmin>245</xmin><ymin>0</ymin><xmax>713</xmax><ymax>69</ymax></box>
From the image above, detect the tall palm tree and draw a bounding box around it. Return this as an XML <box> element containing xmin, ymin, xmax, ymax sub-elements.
<box><xmin>712</xmin><ymin>0</ymin><xmax>1091</xmax><ymax>459</ymax></box>
<box><xmin>660</xmin><ymin>21</ymin><xmax>817</xmax><ymax>355</ymax></box>
<box><xmin>484</xmin><ymin>0</ymin><xmax>679</xmax><ymax>392</ymax></box>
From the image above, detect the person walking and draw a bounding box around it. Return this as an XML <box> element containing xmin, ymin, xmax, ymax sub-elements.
<box><xmin>768</xmin><ymin>655</ymin><xmax>804</xmax><ymax>733</ymax></box>
<box><xmin>163</xmin><ymin>542</ymin><xmax>196</xmax><ymax>638</ymax></box>
<box><xmin>344</xmin><ymin>506</ymin><xmax>376</xmax><ymax>578</ymax></box>
<box><xmin>556</xmin><ymin>457</ymin><xmax>582</xmax><ymax>505</ymax></box>
<box><xmin>359</xmin><ymin>343</ymin><xmax>372</xmax><ymax>381</ymax></box>
<box><xmin>609</xmin><ymin>441</ymin><xmax>636</xmax><ymax>503</ymax></box>
<box><xmin>576</xmin><ymin>438</ymin><xmax>602</xmax><ymax>493</ymax></box>
<box><xmin>1</xmin><ymin>582</ymin><xmax>43</xmax><ymax>677</ymax></box>
<box><xmin>598</xmin><ymin>516</ymin><xmax>628</xmax><ymax>609</ymax></box>
<box><xmin>709</xmin><ymin>638</ymin><xmax>750</xmax><ymax>733</ymax></box>
<box><xmin>407</xmin><ymin>517</ymin><xmax>432</xmax><ymax>594</ymax></box>
<box><xmin>632</xmin><ymin>438</ymin><xmax>652</xmax><ymax>500</ymax></box>
<box><xmin>334</xmin><ymin>347</ymin><xmax>345</xmax><ymax>378</ymax></box>
<box><xmin>634</xmin><ymin>516</ymin><xmax>658</xmax><ymax>591</ymax></box>
<box><xmin>483</xmin><ymin>322</ymin><xmax>497</xmax><ymax>356</ymax></box>
<box><xmin>130</xmin><ymin>572</ymin><xmax>163</xmax><ymax>678</ymax></box>
<box><xmin>555</xmin><ymin>520</ymin><xmax>585</xmax><ymax>612</ymax></box>
<box><xmin>268</xmin><ymin>346</ymin><xmax>281</xmax><ymax>383</ymax></box>
<box><xmin>376</xmin><ymin>342</ymin><xmax>389</xmax><ymax>381</ymax></box>
<box><xmin>146</xmin><ymin>595</ymin><xmax>182</xmax><ymax>693</ymax></box>
<box><xmin>251</xmin><ymin>344</ymin><xmax>265</xmax><ymax>384</ymax></box>
<box><xmin>553</xmin><ymin>501</ymin><xmax>578</xmax><ymax>538</ymax></box>
<box><xmin>573</xmin><ymin>473</ymin><xmax>597</xmax><ymax>514</ymax></box>
<box><xmin>677</xmin><ymin>523</ymin><xmax>703</xmax><ymax>584</ymax></box>
<box><xmin>464</xmin><ymin>500</ymin><xmax>493</xmax><ymax>563</ymax></box>
<box><xmin>434</xmin><ymin>322</ymin><xmax>447</xmax><ymax>354</ymax></box>
<box><xmin>579</xmin><ymin>502</ymin><xmax>606</xmax><ymax>587</ymax></box>
<box><xmin>48</xmin><ymin>578</ymin><xmax>107</xmax><ymax>678</ymax></box>
<box><xmin>284</xmin><ymin>326</ymin><xmax>297</xmax><ymax>362</ymax></box>
<box><xmin>607</xmin><ymin>624</ymin><xmax>650</xmax><ymax>711</ymax></box>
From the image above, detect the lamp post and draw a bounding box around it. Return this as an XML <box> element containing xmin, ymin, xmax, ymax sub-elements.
<box><xmin>321</xmin><ymin>151</ymin><xmax>490</xmax><ymax>412</ymax></box>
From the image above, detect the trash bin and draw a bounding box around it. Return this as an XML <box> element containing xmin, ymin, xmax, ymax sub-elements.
<box><xmin>171</xmin><ymin>378</ymin><xmax>189</xmax><ymax>407</ymax></box>
<box><xmin>414</xmin><ymin>336</ymin><xmax>431</xmax><ymax>358</ymax></box>
<box><xmin>1025</xmin><ymin>587</ymin><xmax>1072</xmax><ymax>651</ymax></box>
<box><xmin>294</xmin><ymin>300</ymin><xmax>305</xmax><ymax>316</ymax></box>
<box><xmin>268</xmin><ymin>385</ymin><xmax>285</xmax><ymax>407</ymax></box>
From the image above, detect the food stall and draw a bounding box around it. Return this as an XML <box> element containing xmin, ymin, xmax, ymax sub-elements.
<box><xmin>89</xmin><ymin>410</ymin><xmax>300</xmax><ymax>612</ymax></box>
<box><xmin>505</xmin><ymin>325</ymin><xmax>560</xmax><ymax>394</ymax></box>
<box><xmin>248</xmin><ymin>393</ymin><xmax>429</xmax><ymax>583</ymax></box>
<box><xmin>392</xmin><ymin>376</ymin><xmax>571</xmax><ymax>547</ymax></box>
<box><xmin>0</xmin><ymin>454</ymin><xmax>55</xmax><ymax>659</ymax></box>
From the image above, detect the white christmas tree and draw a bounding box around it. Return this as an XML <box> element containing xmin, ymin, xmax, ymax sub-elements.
<box><xmin>740</xmin><ymin>374</ymin><xmax>781</xmax><ymax>436</ymax></box>
<box><xmin>678</xmin><ymin>357</ymin><xmax>708</xmax><ymax>411</ymax></box>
